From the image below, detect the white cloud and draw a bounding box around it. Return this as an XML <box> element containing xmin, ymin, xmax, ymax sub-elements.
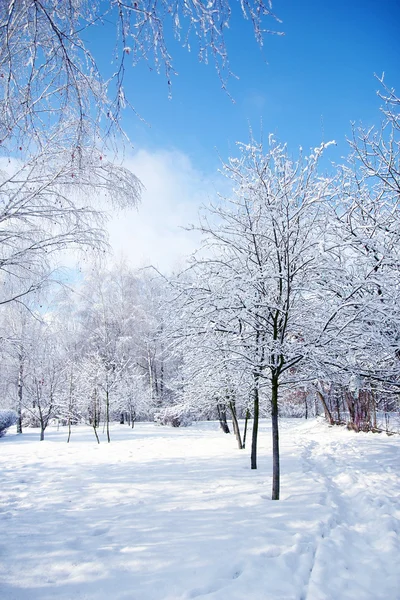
<box><xmin>106</xmin><ymin>148</ymin><xmax>222</xmax><ymax>273</ymax></box>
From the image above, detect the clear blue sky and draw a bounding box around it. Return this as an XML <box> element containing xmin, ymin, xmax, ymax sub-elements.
<box><xmin>92</xmin><ymin>0</ymin><xmax>400</xmax><ymax>172</ymax></box>
<box><xmin>83</xmin><ymin>0</ymin><xmax>400</xmax><ymax>269</ymax></box>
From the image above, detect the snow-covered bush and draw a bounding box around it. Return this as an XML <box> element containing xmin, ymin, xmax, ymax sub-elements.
<box><xmin>0</xmin><ymin>410</ymin><xmax>18</xmax><ymax>437</ymax></box>
<box><xmin>21</xmin><ymin>410</ymin><xmax>41</xmax><ymax>428</ymax></box>
<box><xmin>154</xmin><ymin>406</ymin><xmax>192</xmax><ymax>427</ymax></box>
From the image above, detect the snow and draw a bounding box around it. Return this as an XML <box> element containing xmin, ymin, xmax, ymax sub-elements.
<box><xmin>1</xmin><ymin>419</ymin><xmax>399</xmax><ymax>600</ymax></box>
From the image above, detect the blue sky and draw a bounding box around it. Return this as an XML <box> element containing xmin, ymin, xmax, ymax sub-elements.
<box><xmin>93</xmin><ymin>0</ymin><xmax>400</xmax><ymax>171</ymax></box>
<box><xmin>87</xmin><ymin>0</ymin><xmax>400</xmax><ymax>269</ymax></box>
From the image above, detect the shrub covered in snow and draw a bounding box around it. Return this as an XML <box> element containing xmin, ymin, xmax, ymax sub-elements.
<box><xmin>21</xmin><ymin>410</ymin><xmax>41</xmax><ymax>428</ymax></box>
<box><xmin>154</xmin><ymin>406</ymin><xmax>192</xmax><ymax>427</ymax></box>
<box><xmin>0</xmin><ymin>410</ymin><xmax>18</xmax><ymax>437</ymax></box>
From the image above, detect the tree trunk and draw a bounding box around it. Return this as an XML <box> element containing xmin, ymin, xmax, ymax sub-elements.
<box><xmin>335</xmin><ymin>388</ymin><xmax>341</xmax><ymax>423</ymax></box>
<box><xmin>242</xmin><ymin>409</ymin><xmax>250</xmax><ymax>449</ymax></box>
<box><xmin>371</xmin><ymin>388</ymin><xmax>377</xmax><ymax>429</ymax></box>
<box><xmin>67</xmin><ymin>416</ymin><xmax>72</xmax><ymax>443</ymax></box>
<box><xmin>229</xmin><ymin>400</ymin><xmax>243</xmax><ymax>449</ymax></box>
<box><xmin>106</xmin><ymin>389</ymin><xmax>110</xmax><ymax>443</ymax></box>
<box><xmin>93</xmin><ymin>425</ymin><xmax>100</xmax><ymax>444</ymax></box>
<box><xmin>344</xmin><ymin>390</ymin><xmax>356</xmax><ymax>428</ymax></box>
<box><xmin>316</xmin><ymin>389</ymin><xmax>334</xmax><ymax>425</ymax></box>
<box><xmin>160</xmin><ymin>332</ymin><xmax>165</xmax><ymax>403</ymax></box>
<box><xmin>271</xmin><ymin>373</ymin><xmax>280</xmax><ymax>500</ymax></box>
<box><xmin>38</xmin><ymin>403</ymin><xmax>45</xmax><ymax>441</ymax></box>
<box><xmin>217</xmin><ymin>404</ymin><xmax>230</xmax><ymax>433</ymax></box>
<box><xmin>129</xmin><ymin>406</ymin><xmax>136</xmax><ymax>428</ymax></box>
<box><xmin>251</xmin><ymin>375</ymin><xmax>259</xmax><ymax>470</ymax></box>
<box><xmin>17</xmin><ymin>356</ymin><xmax>23</xmax><ymax>434</ymax></box>
<box><xmin>148</xmin><ymin>349</ymin><xmax>155</xmax><ymax>404</ymax></box>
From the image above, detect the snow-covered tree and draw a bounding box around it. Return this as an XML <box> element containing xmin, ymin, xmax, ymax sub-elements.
<box><xmin>0</xmin><ymin>0</ymin><xmax>281</xmax><ymax>305</ymax></box>
<box><xmin>309</xmin><ymin>80</ymin><xmax>400</xmax><ymax>431</ymax></box>
<box><xmin>187</xmin><ymin>138</ymin><xmax>335</xmax><ymax>498</ymax></box>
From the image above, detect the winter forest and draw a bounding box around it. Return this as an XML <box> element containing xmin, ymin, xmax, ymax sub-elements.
<box><xmin>1</xmin><ymin>2</ymin><xmax>400</xmax><ymax>599</ymax></box>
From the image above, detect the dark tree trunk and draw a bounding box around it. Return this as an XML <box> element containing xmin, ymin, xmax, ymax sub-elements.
<box><xmin>38</xmin><ymin>403</ymin><xmax>46</xmax><ymax>441</ymax></box>
<box><xmin>371</xmin><ymin>389</ymin><xmax>377</xmax><ymax>429</ymax></box>
<box><xmin>344</xmin><ymin>390</ymin><xmax>356</xmax><ymax>428</ymax></box>
<box><xmin>93</xmin><ymin>425</ymin><xmax>100</xmax><ymax>444</ymax></box>
<box><xmin>217</xmin><ymin>404</ymin><xmax>230</xmax><ymax>433</ymax></box>
<box><xmin>335</xmin><ymin>388</ymin><xmax>341</xmax><ymax>423</ymax></box>
<box><xmin>271</xmin><ymin>373</ymin><xmax>280</xmax><ymax>500</ymax></box>
<box><xmin>316</xmin><ymin>389</ymin><xmax>334</xmax><ymax>426</ymax></box>
<box><xmin>17</xmin><ymin>356</ymin><xmax>23</xmax><ymax>434</ymax></box>
<box><xmin>66</xmin><ymin>372</ymin><xmax>72</xmax><ymax>443</ymax></box>
<box><xmin>120</xmin><ymin>412</ymin><xmax>125</xmax><ymax>425</ymax></box>
<box><xmin>106</xmin><ymin>389</ymin><xmax>110</xmax><ymax>443</ymax></box>
<box><xmin>153</xmin><ymin>364</ymin><xmax>159</xmax><ymax>402</ymax></box>
<box><xmin>251</xmin><ymin>375</ymin><xmax>259</xmax><ymax>470</ymax></box>
<box><xmin>242</xmin><ymin>409</ymin><xmax>250</xmax><ymax>449</ymax></box>
<box><xmin>160</xmin><ymin>334</ymin><xmax>165</xmax><ymax>403</ymax></box>
<box><xmin>229</xmin><ymin>400</ymin><xmax>243</xmax><ymax>449</ymax></box>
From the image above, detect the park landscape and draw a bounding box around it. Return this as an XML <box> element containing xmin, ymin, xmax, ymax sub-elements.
<box><xmin>0</xmin><ymin>1</ymin><xmax>400</xmax><ymax>598</ymax></box>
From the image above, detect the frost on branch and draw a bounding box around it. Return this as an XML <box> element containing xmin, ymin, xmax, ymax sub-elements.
<box><xmin>0</xmin><ymin>0</ymin><xmax>281</xmax><ymax>157</ymax></box>
<box><xmin>0</xmin><ymin>0</ymin><xmax>279</xmax><ymax>304</ymax></box>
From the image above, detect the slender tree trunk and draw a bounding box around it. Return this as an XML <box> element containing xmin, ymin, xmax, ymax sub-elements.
<box><xmin>242</xmin><ymin>409</ymin><xmax>250</xmax><ymax>449</ymax></box>
<box><xmin>271</xmin><ymin>373</ymin><xmax>280</xmax><ymax>500</ymax></box>
<box><xmin>251</xmin><ymin>375</ymin><xmax>259</xmax><ymax>470</ymax></box>
<box><xmin>335</xmin><ymin>389</ymin><xmax>341</xmax><ymax>423</ymax></box>
<box><xmin>147</xmin><ymin>349</ymin><xmax>154</xmax><ymax>404</ymax></box>
<box><xmin>38</xmin><ymin>403</ymin><xmax>45</xmax><ymax>441</ymax></box>
<box><xmin>160</xmin><ymin>333</ymin><xmax>165</xmax><ymax>404</ymax></box>
<box><xmin>17</xmin><ymin>355</ymin><xmax>23</xmax><ymax>434</ymax></box>
<box><xmin>93</xmin><ymin>425</ymin><xmax>100</xmax><ymax>444</ymax></box>
<box><xmin>229</xmin><ymin>400</ymin><xmax>243</xmax><ymax>449</ymax></box>
<box><xmin>92</xmin><ymin>388</ymin><xmax>101</xmax><ymax>443</ymax></box>
<box><xmin>106</xmin><ymin>389</ymin><xmax>110</xmax><ymax>443</ymax></box>
<box><xmin>316</xmin><ymin>389</ymin><xmax>334</xmax><ymax>425</ymax></box>
<box><xmin>67</xmin><ymin>369</ymin><xmax>73</xmax><ymax>443</ymax></box>
<box><xmin>67</xmin><ymin>416</ymin><xmax>72</xmax><ymax>443</ymax></box>
<box><xmin>217</xmin><ymin>404</ymin><xmax>230</xmax><ymax>433</ymax></box>
<box><xmin>371</xmin><ymin>388</ymin><xmax>377</xmax><ymax>429</ymax></box>
<box><xmin>153</xmin><ymin>363</ymin><xmax>159</xmax><ymax>399</ymax></box>
<box><xmin>344</xmin><ymin>390</ymin><xmax>356</xmax><ymax>428</ymax></box>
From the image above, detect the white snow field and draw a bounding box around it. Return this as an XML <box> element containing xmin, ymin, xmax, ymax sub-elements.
<box><xmin>1</xmin><ymin>419</ymin><xmax>399</xmax><ymax>600</ymax></box>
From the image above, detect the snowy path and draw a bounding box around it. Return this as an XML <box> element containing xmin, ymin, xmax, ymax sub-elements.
<box><xmin>0</xmin><ymin>419</ymin><xmax>399</xmax><ymax>600</ymax></box>
<box><xmin>294</xmin><ymin>422</ymin><xmax>400</xmax><ymax>599</ymax></box>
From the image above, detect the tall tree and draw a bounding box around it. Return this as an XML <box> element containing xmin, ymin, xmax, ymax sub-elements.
<box><xmin>190</xmin><ymin>138</ymin><xmax>334</xmax><ymax>498</ymax></box>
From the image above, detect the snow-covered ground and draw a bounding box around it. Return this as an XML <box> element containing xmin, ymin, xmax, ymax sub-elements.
<box><xmin>1</xmin><ymin>419</ymin><xmax>399</xmax><ymax>600</ymax></box>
